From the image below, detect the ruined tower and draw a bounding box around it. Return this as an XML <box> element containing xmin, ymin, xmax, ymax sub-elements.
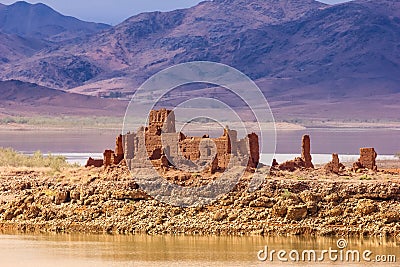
<box><xmin>114</xmin><ymin>134</ymin><xmax>124</xmax><ymax>164</ymax></box>
<box><xmin>144</xmin><ymin>109</ymin><xmax>176</xmax><ymax>160</ymax></box>
<box><xmin>301</xmin><ymin>135</ymin><xmax>314</xmax><ymax>169</ymax></box>
<box><xmin>148</xmin><ymin>109</ymin><xmax>176</xmax><ymax>134</ymax></box>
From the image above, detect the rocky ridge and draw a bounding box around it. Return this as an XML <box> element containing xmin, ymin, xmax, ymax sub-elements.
<box><xmin>0</xmin><ymin>165</ymin><xmax>399</xmax><ymax>237</ymax></box>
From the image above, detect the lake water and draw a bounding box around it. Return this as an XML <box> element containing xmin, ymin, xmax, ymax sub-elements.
<box><xmin>0</xmin><ymin>128</ymin><xmax>398</xmax><ymax>165</ymax></box>
<box><xmin>0</xmin><ymin>128</ymin><xmax>398</xmax><ymax>154</ymax></box>
<box><xmin>0</xmin><ymin>234</ymin><xmax>398</xmax><ymax>266</ymax></box>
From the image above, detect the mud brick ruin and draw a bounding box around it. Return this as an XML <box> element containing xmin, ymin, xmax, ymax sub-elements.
<box><xmin>85</xmin><ymin>157</ymin><xmax>103</xmax><ymax>168</ymax></box>
<box><xmin>324</xmin><ymin>153</ymin><xmax>345</xmax><ymax>174</ymax></box>
<box><xmin>271</xmin><ymin>134</ymin><xmax>380</xmax><ymax>173</ymax></box>
<box><xmin>353</xmin><ymin>148</ymin><xmax>378</xmax><ymax>171</ymax></box>
<box><xmin>86</xmin><ymin>110</ymin><xmax>382</xmax><ymax>174</ymax></box>
<box><xmin>86</xmin><ymin>109</ymin><xmax>260</xmax><ymax>172</ymax></box>
<box><xmin>274</xmin><ymin>134</ymin><xmax>315</xmax><ymax>171</ymax></box>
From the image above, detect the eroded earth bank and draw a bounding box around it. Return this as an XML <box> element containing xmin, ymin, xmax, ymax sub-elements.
<box><xmin>0</xmin><ymin>163</ymin><xmax>399</xmax><ymax>237</ymax></box>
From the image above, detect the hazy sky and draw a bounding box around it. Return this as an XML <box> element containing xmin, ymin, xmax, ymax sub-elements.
<box><xmin>0</xmin><ymin>0</ymin><xmax>351</xmax><ymax>25</ymax></box>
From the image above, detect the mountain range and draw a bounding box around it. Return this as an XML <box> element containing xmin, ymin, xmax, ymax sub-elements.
<box><xmin>0</xmin><ymin>0</ymin><xmax>399</xmax><ymax>120</ymax></box>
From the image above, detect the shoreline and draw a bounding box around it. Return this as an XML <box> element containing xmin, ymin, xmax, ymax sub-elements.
<box><xmin>0</xmin><ymin>165</ymin><xmax>399</xmax><ymax>237</ymax></box>
<box><xmin>1</xmin><ymin>119</ymin><xmax>400</xmax><ymax>132</ymax></box>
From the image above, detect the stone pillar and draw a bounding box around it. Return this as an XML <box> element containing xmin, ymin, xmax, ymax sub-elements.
<box><xmin>301</xmin><ymin>135</ymin><xmax>314</xmax><ymax>168</ymax></box>
<box><xmin>247</xmin><ymin>133</ymin><xmax>259</xmax><ymax>169</ymax></box>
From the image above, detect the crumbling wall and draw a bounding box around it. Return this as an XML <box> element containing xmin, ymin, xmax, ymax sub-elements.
<box><xmin>143</xmin><ymin>109</ymin><xmax>177</xmax><ymax>160</ymax></box>
<box><xmin>360</xmin><ymin>148</ymin><xmax>377</xmax><ymax>170</ymax></box>
<box><xmin>324</xmin><ymin>153</ymin><xmax>344</xmax><ymax>174</ymax></box>
<box><xmin>145</xmin><ymin>133</ymin><xmax>162</xmax><ymax>160</ymax></box>
<box><xmin>85</xmin><ymin>157</ymin><xmax>103</xmax><ymax>168</ymax></box>
<box><xmin>161</xmin><ymin>132</ymin><xmax>183</xmax><ymax>158</ymax></box>
<box><xmin>179</xmin><ymin>137</ymin><xmax>202</xmax><ymax>161</ymax></box>
<box><xmin>353</xmin><ymin>148</ymin><xmax>377</xmax><ymax>171</ymax></box>
<box><xmin>276</xmin><ymin>135</ymin><xmax>314</xmax><ymax>171</ymax></box>
<box><xmin>213</xmin><ymin>129</ymin><xmax>232</xmax><ymax>169</ymax></box>
<box><xmin>133</xmin><ymin>127</ymin><xmax>147</xmax><ymax>160</ymax></box>
<box><xmin>103</xmin><ymin>150</ymin><xmax>114</xmax><ymax>166</ymax></box>
<box><xmin>278</xmin><ymin>157</ymin><xmax>305</xmax><ymax>172</ymax></box>
<box><xmin>199</xmin><ymin>138</ymin><xmax>217</xmax><ymax>162</ymax></box>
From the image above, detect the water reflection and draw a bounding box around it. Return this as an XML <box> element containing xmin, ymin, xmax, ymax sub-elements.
<box><xmin>0</xmin><ymin>234</ymin><xmax>398</xmax><ymax>266</ymax></box>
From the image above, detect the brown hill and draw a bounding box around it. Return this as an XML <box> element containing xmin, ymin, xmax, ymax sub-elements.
<box><xmin>0</xmin><ymin>80</ymin><xmax>127</xmax><ymax>117</ymax></box>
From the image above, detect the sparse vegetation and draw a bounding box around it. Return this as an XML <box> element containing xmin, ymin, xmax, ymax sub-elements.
<box><xmin>395</xmin><ymin>152</ymin><xmax>400</xmax><ymax>159</ymax></box>
<box><xmin>0</xmin><ymin>117</ymin><xmax>29</xmax><ymax>124</ymax></box>
<box><xmin>281</xmin><ymin>189</ymin><xmax>292</xmax><ymax>199</ymax></box>
<box><xmin>359</xmin><ymin>174</ymin><xmax>372</xmax><ymax>181</ymax></box>
<box><xmin>0</xmin><ymin>148</ymin><xmax>78</xmax><ymax>170</ymax></box>
<box><xmin>191</xmin><ymin>173</ymin><xmax>201</xmax><ymax>179</ymax></box>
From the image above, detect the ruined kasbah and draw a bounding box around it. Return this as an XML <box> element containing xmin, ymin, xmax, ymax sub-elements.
<box><xmin>86</xmin><ymin>108</ymin><xmax>383</xmax><ymax>176</ymax></box>
<box><xmin>86</xmin><ymin>108</ymin><xmax>260</xmax><ymax>174</ymax></box>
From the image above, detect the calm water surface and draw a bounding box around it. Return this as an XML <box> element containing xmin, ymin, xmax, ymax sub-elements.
<box><xmin>0</xmin><ymin>234</ymin><xmax>398</xmax><ymax>267</ymax></box>
<box><xmin>0</xmin><ymin>128</ymin><xmax>398</xmax><ymax>155</ymax></box>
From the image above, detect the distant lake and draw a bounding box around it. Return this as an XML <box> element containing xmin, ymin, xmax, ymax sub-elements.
<box><xmin>0</xmin><ymin>128</ymin><xmax>398</xmax><ymax>164</ymax></box>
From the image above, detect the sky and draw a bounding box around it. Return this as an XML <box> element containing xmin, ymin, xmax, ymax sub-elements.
<box><xmin>0</xmin><ymin>0</ymin><xmax>351</xmax><ymax>25</ymax></box>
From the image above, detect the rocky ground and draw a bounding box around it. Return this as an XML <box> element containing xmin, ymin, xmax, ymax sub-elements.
<box><xmin>0</xmin><ymin>162</ymin><xmax>399</xmax><ymax>237</ymax></box>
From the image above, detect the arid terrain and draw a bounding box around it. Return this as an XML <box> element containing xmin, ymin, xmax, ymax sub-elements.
<box><xmin>0</xmin><ymin>159</ymin><xmax>399</xmax><ymax>237</ymax></box>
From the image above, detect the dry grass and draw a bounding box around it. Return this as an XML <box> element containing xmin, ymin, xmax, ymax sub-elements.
<box><xmin>0</xmin><ymin>147</ymin><xmax>78</xmax><ymax>171</ymax></box>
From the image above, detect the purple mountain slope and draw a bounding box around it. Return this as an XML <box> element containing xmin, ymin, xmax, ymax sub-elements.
<box><xmin>0</xmin><ymin>1</ymin><xmax>110</xmax><ymax>42</ymax></box>
<box><xmin>0</xmin><ymin>0</ymin><xmax>399</xmax><ymax>108</ymax></box>
<box><xmin>0</xmin><ymin>80</ymin><xmax>125</xmax><ymax>116</ymax></box>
